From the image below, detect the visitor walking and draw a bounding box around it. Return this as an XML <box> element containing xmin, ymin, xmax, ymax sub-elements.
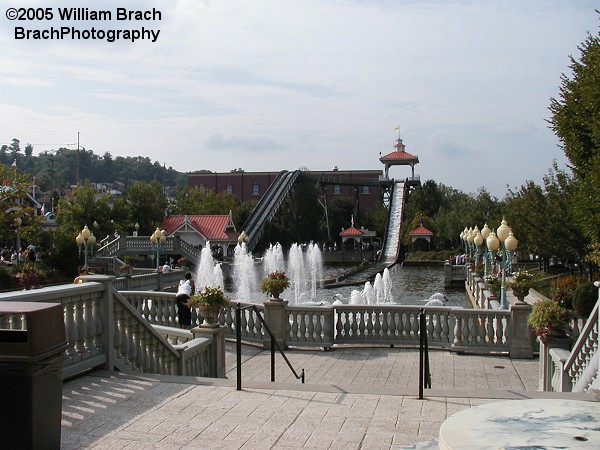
<box><xmin>176</xmin><ymin>272</ymin><xmax>195</xmax><ymax>329</ymax></box>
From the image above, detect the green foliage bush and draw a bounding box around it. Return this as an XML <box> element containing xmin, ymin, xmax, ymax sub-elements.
<box><xmin>0</xmin><ymin>266</ymin><xmax>17</xmax><ymax>290</ymax></box>
<box><xmin>552</xmin><ymin>275</ymin><xmax>586</xmax><ymax>310</ymax></box>
<box><xmin>404</xmin><ymin>250</ymin><xmax>454</xmax><ymax>262</ymax></box>
<box><xmin>528</xmin><ymin>299</ymin><xmax>571</xmax><ymax>342</ymax></box>
<box><xmin>572</xmin><ymin>282</ymin><xmax>598</xmax><ymax>319</ymax></box>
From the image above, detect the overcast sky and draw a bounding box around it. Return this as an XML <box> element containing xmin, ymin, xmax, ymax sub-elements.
<box><xmin>0</xmin><ymin>0</ymin><xmax>598</xmax><ymax>196</ymax></box>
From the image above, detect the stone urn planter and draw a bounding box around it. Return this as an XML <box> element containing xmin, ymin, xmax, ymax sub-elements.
<box><xmin>511</xmin><ymin>286</ymin><xmax>530</xmax><ymax>303</ymax></box>
<box><xmin>508</xmin><ymin>269</ymin><xmax>536</xmax><ymax>304</ymax></box>
<box><xmin>260</xmin><ymin>270</ymin><xmax>290</xmax><ymax>301</ymax></box>
<box><xmin>188</xmin><ymin>286</ymin><xmax>230</xmax><ymax>328</ymax></box>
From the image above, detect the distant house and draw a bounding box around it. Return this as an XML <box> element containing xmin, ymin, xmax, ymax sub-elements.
<box><xmin>1</xmin><ymin>185</ymin><xmax>42</xmax><ymax>216</ymax></box>
<box><xmin>160</xmin><ymin>213</ymin><xmax>240</xmax><ymax>258</ymax></box>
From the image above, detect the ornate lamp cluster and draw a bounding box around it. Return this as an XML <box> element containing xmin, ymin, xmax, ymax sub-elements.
<box><xmin>460</xmin><ymin>225</ymin><xmax>489</xmax><ymax>266</ymax></box>
<box><xmin>484</xmin><ymin>219</ymin><xmax>518</xmax><ymax>309</ymax></box>
<box><xmin>75</xmin><ymin>225</ymin><xmax>97</xmax><ymax>269</ymax></box>
<box><xmin>150</xmin><ymin>227</ymin><xmax>166</xmax><ymax>271</ymax></box>
<box><xmin>461</xmin><ymin>219</ymin><xmax>518</xmax><ymax>309</ymax></box>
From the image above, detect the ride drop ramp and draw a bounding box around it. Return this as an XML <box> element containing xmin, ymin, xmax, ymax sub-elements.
<box><xmin>241</xmin><ymin>170</ymin><xmax>300</xmax><ymax>252</ymax></box>
<box><xmin>380</xmin><ymin>180</ymin><xmax>405</xmax><ymax>264</ymax></box>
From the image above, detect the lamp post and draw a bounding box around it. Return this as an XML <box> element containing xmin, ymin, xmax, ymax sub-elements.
<box><xmin>490</xmin><ymin>218</ymin><xmax>518</xmax><ymax>309</ymax></box>
<box><xmin>460</xmin><ymin>227</ymin><xmax>468</xmax><ymax>259</ymax></box>
<box><xmin>14</xmin><ymin>217</ymin><xmax>22</xmax><ymax>254</ymax></box>
<box><xmin>75</xmin><ymin>225</ymin><xmax>97</xmax><ymax>270</ymax></box>
<box><xmin>150</xmin><ymin>227</ymin><xmax>166</xmax><ymax>271</ymax></box>
<box><xmin>473</xmin><ymin>226</ymin><xmax>484</xmax><ymax>266</ymax></box>
<box><xmin>480</xmin><ymin>223</ymin><xmax>491</xmax><ymax>277</ymax></box>
<box><xmin>466</xmin><ymin>227</ymin><xmax>475</xmax><ymax>262</ymax></box>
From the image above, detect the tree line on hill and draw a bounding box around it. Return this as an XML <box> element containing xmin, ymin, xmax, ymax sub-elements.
<box><xmin>0</xmin><ymin>143</ymin><xmax>188</xmax><ymax>191</ymax></box>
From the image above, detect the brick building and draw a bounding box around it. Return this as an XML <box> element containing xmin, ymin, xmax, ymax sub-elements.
<box><xmin>187</xmin><ymin>168</ymin><xmax>385</xmax><ymax>212</ymax></box>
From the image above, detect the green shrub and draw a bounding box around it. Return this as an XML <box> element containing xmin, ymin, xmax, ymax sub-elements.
<box><xmin>0</xmin><ymin>266</ymin><xmax>17</xmax><ymax>290</ymax></box>
<box><xmin>528</xmin><ymin>299</ymin><xmax>571</xmax><ymax>342</ymax></box>
<box><xmin>475</xmin><ymin>264</ymin><xmax>484</xmax><ymax>278</ymax></box>
<box><xmin>552</xmin><ymin>275</ymin><xmax>586</xmax><ymax>310</ymax></box>
<box><xmin>572</xmin><ymin>282</ymin><xmax>598</xmax><ymax>319</ymax></box>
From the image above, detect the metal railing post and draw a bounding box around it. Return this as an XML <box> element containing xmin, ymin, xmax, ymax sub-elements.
<box><xmin>271</xmin><ymin>335</ymin><xmax>276</xmax><ymax>382</ymax></box>
<box><xmin>418</xmin><ymin>307</ymin><xmax>431</xmax><ymax>399</ymax></box>
<box><xmin>236</xmin><ymin>303</ymin><xmax>242</xmax><ymax>391</ymax></box>
<box><xmin>419</xmin><ymin>308</ymin><xmax>424</xmax><ymax>399</ymax></box>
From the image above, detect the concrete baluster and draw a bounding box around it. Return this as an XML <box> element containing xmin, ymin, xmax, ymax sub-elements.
<box><xmin>509</xmin><ymin>302</ymin><xmax>534</xmax><ymax>359</ymax></box>
<box><xmin>263</xmin><ymin>299</ymin><xmax>289</xmax><ymax>350</ymax></box>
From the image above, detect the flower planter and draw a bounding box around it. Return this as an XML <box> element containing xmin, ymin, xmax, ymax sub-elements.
<box><xmin>188</xmin><ymin>286</ymin><xmax>230</xmax><ymax>328</ymax></box>
<box><xmin>512</xmin><ymin>286</ymin><xmax>530</xmax><ymax>303</ymax></box>
<box><xmin>260</xmin><ymin>271</ymin><xmax>290</xmax><ymax>301</ymax></box>
<box><xmin>199</xmin><ymin>305</ymin><xmax>219</xmax><ymax>328</ymax></box>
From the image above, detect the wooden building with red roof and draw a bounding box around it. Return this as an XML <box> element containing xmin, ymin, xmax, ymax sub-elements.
<box><xmin>160</xmin><ymin>212</ymin><xmax>240</xmax><ymax>257</ymax></box>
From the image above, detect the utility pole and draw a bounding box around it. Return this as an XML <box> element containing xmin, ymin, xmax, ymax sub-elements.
<box><xmin>49</xmin><ymin>155</ymin><xmax>55</xmax><ymax>212</ymax></box>
<box><xmin>76</xmin><ymin>132</ymin><xmax>80</xmax><ymax>185</ymax></box>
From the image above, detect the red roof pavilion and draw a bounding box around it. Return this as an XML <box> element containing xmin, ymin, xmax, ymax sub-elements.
<box><xmin>379</xmin><ymin>130</ymin><xmax>419</xmax><ymax>180</ymax></box>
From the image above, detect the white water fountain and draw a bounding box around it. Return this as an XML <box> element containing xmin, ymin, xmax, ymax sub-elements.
<box><xmin>195</xmin><ymin>243</ymin><xmax>224</xmax><ymax>290</ymax></box>
<box><xmin>196</xmin><ymin>241</ymin><xmax>396</xmax><ymax>305</ymax></box>
<box><xmin>344</xmin><ymin>268</ymin><xmax>395</xmax><ymax>305</ymax></box>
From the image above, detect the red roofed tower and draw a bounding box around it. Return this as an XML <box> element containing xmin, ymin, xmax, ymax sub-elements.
<box><xmin>379</xmin><ymin>127</ymin><xmax>419</xmax><ymax>185</ymax></box>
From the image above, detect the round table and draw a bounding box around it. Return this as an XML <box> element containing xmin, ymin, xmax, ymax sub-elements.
<box><xmin>439</xmin><ymin>398</ymin><xmax>600</xmax><ymax>449</ymax></box>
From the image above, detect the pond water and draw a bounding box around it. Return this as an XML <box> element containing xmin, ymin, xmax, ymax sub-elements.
<box><xmin>323</xmin><ymin>264</ymin><xmax>469</xmax><ymax>308</ymax></box>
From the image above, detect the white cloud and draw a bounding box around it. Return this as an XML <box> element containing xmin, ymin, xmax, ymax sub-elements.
<box><xmin>0</xmin><ymin>0</ymin><xmax>596</xmax><ymax>195</ymax></box>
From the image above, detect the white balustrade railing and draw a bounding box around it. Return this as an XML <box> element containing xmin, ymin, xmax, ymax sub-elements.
<box><xmin>549</xmin><ymin>291</ymin><xmax>600</xmax><ymax>392</ymax></box>
<box><xmin>112</xmin><ymin>270</ymin><xmax>182</xmax><ymax>291</ymax></box>
<box><xmin>287</xmin><ymin>306</ymin><xmax>334</xmax><ymax>347</ymax></box>
<box><xmin>219</xmin><ymin>301</ymin><xmax>265</xmax><ymax>345</ymax></box>
<box><xmin>0</xmin><ymin>277</ymin><xmax>218</xmax><ymax>379</ymax></box>
<box><xmin>97</xmin><ymin>235</ymin><xmax>202</xmax><ymax>266</ymax></box>
<box><xmin>121</xmin><ymin>293</ymin><xmax>514</xmax><ymax>353</ymax></box>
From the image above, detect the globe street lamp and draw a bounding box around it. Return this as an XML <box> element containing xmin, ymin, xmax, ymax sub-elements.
<box><xmin>460</xmin><ymin>227</ymin><xmax>469</xmax><ymax>259</ymax></box>
<box><xmin>150</xmin><ymin>227</ymin><xmax>166</xmax><ymax>271</ymax></box>
<box><xmin>466</xmin><ymin>226</ymin><xmax>478</xmax><ymax>262</ymax></box>
<box><xmin>75</xmin><ymin>225</ymin><xmax>97</xmax><ymax>270</ymax></box>
<box><xmin>14</xmin><ymin>217</ymin><xmax>22</xmax><ymax>254</ymax></box>
<box><xmin>493</xmin><ymin>218</ymin><xmax>518</xmax><ymax>309</ymax></box>
<box><xmin>473</xmin><ymin>226</ymin><xmax>483</xmax><ymax>266</ymax></box>
<box><xmin>480</xmin><ymin>223</ymin><xmax>491</xmax><ymax>277</ymax></box>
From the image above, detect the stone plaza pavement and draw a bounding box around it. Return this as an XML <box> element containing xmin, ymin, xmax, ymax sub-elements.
<box><xmin>60</xmin><ymin>343</ymin><xmax>597</xmax><ymax>449</ymax></box>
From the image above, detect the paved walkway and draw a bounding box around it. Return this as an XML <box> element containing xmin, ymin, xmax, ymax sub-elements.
<box><xmin>60</xmin><ymin>344</ymin><xmax>597</xmax><ymax>449</ymax></box>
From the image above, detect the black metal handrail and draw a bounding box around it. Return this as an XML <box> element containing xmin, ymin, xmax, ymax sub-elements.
<box><xmin>418</xmin><ymin>307</ymin><xmax>432</xmax><ymax>399</ymax></box>
<box><xmin>236</xmin><ymin>303</ymin><xmax>305</xmax><ymax>391</ymax></box>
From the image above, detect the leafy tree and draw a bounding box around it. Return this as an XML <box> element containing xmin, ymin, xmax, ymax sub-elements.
<box><xmin>46</xmin><ymin>182</ymin><xmax>112</xmax><ymax>274</ymax></box>
<box><xmin>0</xmin><ymin>164</ymin><xmax>43</xmax><ymax>248</ymax></box>
<box><xmin>124</xmin><ymin>180</ymin><xmax>167</xmax><ymax>235</ymax></box>
<box><xmin>505</xmin><ymin>165</ymin><xmax>587</xmax><ymax>269</ymax></box>
<box><xmin>0</xmin><ymin>145</ymin><xmax>8</xmax><ymax>164</ymax></box>
<box><xmin>360</xmin><ymin>203</ymin><xmax>388</xmax><ymax>241</ymax></box>
<box><xmin>24</xmin><ymin>143</ymin><xmax>33</xmax><ymax>157</ymax></box>
<box><xmin>170</xmin><ymin>185</ymin><xmax>253</xmax><ymax>229</ymax></box>
<box><xmin>549</xmin><ymin>20</ymin><xmax>600</xmax><ymax>249</ymax></box>
<box><xmin>9</xmin><ymin>138</ymin><xmax>20</xmax><ymax>155</ymax></box>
